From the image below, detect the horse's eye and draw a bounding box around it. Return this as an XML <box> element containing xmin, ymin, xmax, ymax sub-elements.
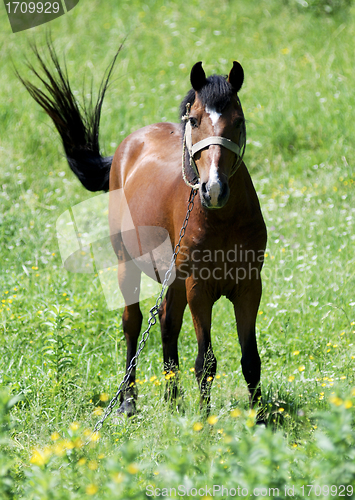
<box><xmin>189</xmin><ymin>117</ymin><xmax>198</xmax><ymax>128</ymax></box>
<box><xmin>234</xmin><ymin>118</ymin><xmax>244</xmax><ymax>128</ymax></box>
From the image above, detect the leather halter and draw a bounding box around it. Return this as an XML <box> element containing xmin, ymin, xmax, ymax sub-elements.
<box><xmin>182</xmin><ymin>99</ymin><xmax>246</xmax><ymax>189</ymax></box>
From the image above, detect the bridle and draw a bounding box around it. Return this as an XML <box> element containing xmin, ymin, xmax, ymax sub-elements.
<box><xmin>181</xmin><ymin>98</ymin><xmax>246</xmax><ymax>189</ymax></box>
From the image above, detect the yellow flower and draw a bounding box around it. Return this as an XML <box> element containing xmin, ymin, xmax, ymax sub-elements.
<box><xmin>206</xmin><ymin>376</ymin><xmax>213</xmax><ymax>382</ymax></box>
<box><xmin>78</xmin><ymin>458</ymin><xmax>86</xmax><ymax>466</ymax></box>
<box><xmin>230</xmin><ymin>408</ymin><xmax>242</xmax><ymax>418</ymax></box>
<box><xmin>127</xmin><ymin>463</ymin><xmax>139</xmax><ymax>474</ymax></box>
<box><xmin>344</xmin><ymin>400</ymin><xmax>352</xmax><ymax>409</ymax></box>
<box><xmin>88</xmin><ymin>460</ymin><xmax>98</xmax><ymax>471</ymax></box>
<box><xmin>86</xmin><ymin>484</ymin><xmax>99</xmax><ymax>495</ymax></box>
<box><xmin>73</xmin><ymin>437</ymin><xmax>84</xmax><ymax>448</ymax></box>
<box><xmin>288</xmin><ymin>375</ymin><xmax>295</xmax><ymax>382</ymax></box>
<box><xmin>193</xmin><ymin>422</ymin><xmax>203</xmax><ymax>432</ymax></box>
<box><xmin>298</xmin><ymin>365</ymin><xmax>305</xmax><ymax>372</ymax></box>
<box><xmin>30</xmin><ymin>447</ymin><xmax>51</xmax><ymax>466</ymax></box>
<box><xmin>293</xmin><ymin>350</ymin><xmax>300</xmax><ymax>356</ymax></box>
<box><xmin>93</xmin><ymin>407</ymin><xmax>104</xmax><ymax>416</ymax></box>
<box><xmin>150</xmin><ymin>375</ymin><xmax>157</xmax><ymax>382</ymax></box>
<box><xmin>112</xmin><ymin>472</ymin><xmax>125</xmax><ymax>483</ymax></box>
<box><xmin>281</xmin><ymin>47</ymin><xmax>290</xmax><ymax>54</ymax></box>
<box><xmin>90</xmin><ymin>431</ymin><xmax>101</xmax><ymax>442</ymax></box>
<box><xmin>69</xmin><ymin>421</ymin><xmax>80</xmax><ymax>431</ymax></box>
<box><xmin>207</xmin><ymin>415</ymin><xmax>218</xmax><ymax>425</ymax></box>
<box><xmin>50</xmin><ymin>431</ymin><xmax>60</xmax><ymax>441</ymax></box>
<box><xmin>52</xmin><ymin>442</ymin><xmax>66</xmax><ymax>457</ymax></box>
<box><xmin>99</xmin><ymin>393</ymin><xmax>109</xmax><ymax>402</ymax></box>
<box><xmin>62</xmin><ymin>439</ymin><xmax>74</xmax><ymax>450</ymax></box>
<box><xmin>278</xmin><ymin>407</ymin><xmax>285</xmax><ymax>412</ymax></box>
<box><xmin>329</xmin><ymin>395</ymin><xmax>343</xmax><ymax>406</ymax></box>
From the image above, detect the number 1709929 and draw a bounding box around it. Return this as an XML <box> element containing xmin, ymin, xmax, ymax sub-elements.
<box><xmin>5</xmin><ymin>2</ymin><xmax>60</xmax><ymax>14</ymax></box>
<box><xmin>300</xmin><ymin>485</ymin><xmax>353</xmax><ymax>496</ymax></box>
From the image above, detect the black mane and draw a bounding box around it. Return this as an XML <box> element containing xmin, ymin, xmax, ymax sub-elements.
<box><xmin>179</xmin><ymin>74</ymin><xmax>233</xmax><ymax>120</ymax></box>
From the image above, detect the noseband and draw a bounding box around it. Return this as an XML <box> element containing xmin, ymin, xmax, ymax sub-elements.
<box><xmin>181</xmin><ymin>99</ymin><xmax>246</xmax><ymax>189</ymax></box>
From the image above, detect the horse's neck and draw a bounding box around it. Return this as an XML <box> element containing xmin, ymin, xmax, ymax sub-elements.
<box><xmin>207</xmin><ymin>164</ymin><xmax>259</xmax><ymax>224</ymax></box>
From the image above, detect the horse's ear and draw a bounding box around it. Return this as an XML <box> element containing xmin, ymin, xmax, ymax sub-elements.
<box><xmin>190</xmin><ymin>61</ymin><xmax>207</xmax><ymax>92</ymax></box>
<box><xmin>228</xmin><ymin>61</ymin><xmax>244</xmax><ymax>93</ymax></box>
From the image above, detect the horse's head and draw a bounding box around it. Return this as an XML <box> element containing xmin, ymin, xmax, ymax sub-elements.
<box><xmin>181</xmin><ymin>61</ymin><xmax>246</xmax><ymax>209</ymax></box>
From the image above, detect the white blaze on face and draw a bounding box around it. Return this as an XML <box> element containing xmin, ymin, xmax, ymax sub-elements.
<box><xmin>207</xmin><ymin>159</ymin><xmax>221</xmax><ymax>206</ymax></box>
<box><xmin>205</xmin><ymin>106</ymin><xmax>221</xmax><ymax>130</ymax></box>
<box><xmin>205</xmin><ymin>106</ymin><xmax>222</xmax><ymax>206</ymax></box>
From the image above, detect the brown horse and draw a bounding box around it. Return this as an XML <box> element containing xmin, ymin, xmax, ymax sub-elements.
<box><xmin>19</xmin><ymin>43</ymin><xmax>267</xmax><ymax>418</ymax></box>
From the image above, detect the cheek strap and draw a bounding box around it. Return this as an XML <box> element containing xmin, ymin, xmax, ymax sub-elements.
<box><xmin>184</xmin><ymin>120</ymin><xmax>245</xmax><ymax>181</ymax></box>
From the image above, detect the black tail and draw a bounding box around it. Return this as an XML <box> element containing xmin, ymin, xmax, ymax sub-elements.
<box><xmin>17</xmin><ymin>39</ymin><xmax>123</xmax><ymax>192</ymax></box>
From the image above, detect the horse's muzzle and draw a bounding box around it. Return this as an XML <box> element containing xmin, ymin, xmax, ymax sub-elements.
<box><xmin>200</xmin><ymin>180</ymin><xmax>230</xmax><ymax>209</ymax></box>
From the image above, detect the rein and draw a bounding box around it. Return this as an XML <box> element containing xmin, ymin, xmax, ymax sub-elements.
<box><xmin>181</xmin><ymin>99</ymin><xmax>246</xmax><ymax>189</ymax></box>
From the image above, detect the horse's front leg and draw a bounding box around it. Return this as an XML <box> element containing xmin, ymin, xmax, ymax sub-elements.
<box><xmin>232</xmin><ymin>277</ymin><xmax>264</xmax><ymax>420</ymax></box>
<box><xmin>159</xmin><ymin>286</ymin><xmax>187</xmax><ymax>402</ymax></box>
<box><xmin>186</xmin><ymin>278</ymin><xmax>216</xmax><ymax>413</ymax></box>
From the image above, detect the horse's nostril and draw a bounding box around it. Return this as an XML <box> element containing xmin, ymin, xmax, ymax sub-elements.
<box><xmin>221</xmin><ymin>182</ymin><xmax>229</xmax><ymax>199</ymax></box>
<box><xmin>201</xmin><ymin>182</ymin><xmax>208</xmax><ymax>195</ymax></box>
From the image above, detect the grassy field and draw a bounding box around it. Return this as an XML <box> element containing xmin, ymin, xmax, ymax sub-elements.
<box><xmin>1</xmin><ymin>0</ymin><xmax>355</xmax><ymax>498</ymax></box>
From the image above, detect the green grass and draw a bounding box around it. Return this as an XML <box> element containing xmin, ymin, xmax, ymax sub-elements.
<box><xmin>1</xmin><ymin>0</ymin><xmax>355</xmax><ymax>498</ymax></box>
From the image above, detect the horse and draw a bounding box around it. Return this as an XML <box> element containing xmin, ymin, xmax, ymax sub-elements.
<box><xmin>18</xmin><ymin>41</ymin><xmax>267</xmax><ymax>419</ymax></box>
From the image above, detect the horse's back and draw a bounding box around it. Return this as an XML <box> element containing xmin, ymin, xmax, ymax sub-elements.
<box><xmin>110</xmin><ymin>122</ymin><xmax>183</xmax><ymax>193</ymax></box>
<box><xmin>108</xmin><ymin>122</ymin><xmax>190</xmax><ymax>265</ymax></box>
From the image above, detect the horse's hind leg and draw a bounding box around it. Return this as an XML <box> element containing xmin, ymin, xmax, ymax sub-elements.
<box><xmin>116</xmin><ymin>258</ymin><xmax>143</xmax><ymax>417</ymax></box>
<box><xmin>232</xmin><ymin>278</ymin><xmax>263</xmax><ymax>419</ymax></box>
<box><xmin>158</xmin><ymin>286</ymin><xmax>187</xmax><ymax>401</ymax></box>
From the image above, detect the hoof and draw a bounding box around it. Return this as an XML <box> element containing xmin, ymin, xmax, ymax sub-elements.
<box><xmin>116</xmin><ymin>398</ymin><xmax>137</xmax><ymax>418</ymax></box>
<box><xmin>164</xmin><ymin>383</ymin><xmax>181</xmax><ymax>402</ymax></box>
<box><xmin>256</xmin><ymin>407</ymin><xmax>267</xmax><ymax>426</ymax></box>
<box><xmin>199</xmin><ymin>396</ymin><xmax>211</xmax><ymax>417</ymax></box>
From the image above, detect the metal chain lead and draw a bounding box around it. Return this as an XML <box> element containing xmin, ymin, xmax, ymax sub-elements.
<box><xmin>92</xmin><ymin>188</ymin><xmax>197</xmax><ymax>434</ymax></box>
